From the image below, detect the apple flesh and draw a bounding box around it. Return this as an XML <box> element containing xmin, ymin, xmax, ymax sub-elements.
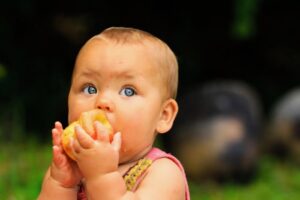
<box><xmin>61</xmin><ymin>109</ymin><xmax>113</xmax><ymax>160</ymax></box>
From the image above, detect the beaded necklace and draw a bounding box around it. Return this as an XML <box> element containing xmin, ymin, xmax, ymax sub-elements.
<box><xmin>123</xmin><ymin>158</ymin><xmax>152</xmax><ymax>190</ymax></box>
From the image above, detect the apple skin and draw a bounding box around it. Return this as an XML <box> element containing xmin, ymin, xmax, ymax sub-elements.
<box><xmin>61</xmin><ymin>109</ymin><xmax>113</xmax><ymax>160</ymax></box>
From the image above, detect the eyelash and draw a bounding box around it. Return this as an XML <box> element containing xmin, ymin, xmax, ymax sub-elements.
<box><xmin>82</xmin><ymin>84</ymin><xmax>137</xmax><ymax>97</ymax></box>
<box><xmin>82</xmin><ymin>84</ymin><xmax>97</xmax><ymax>94</ymax></box>
<box><xmin>120</xmin><ymin>86</ymin><xmax>137</xmax><ymax>97</ymax></box>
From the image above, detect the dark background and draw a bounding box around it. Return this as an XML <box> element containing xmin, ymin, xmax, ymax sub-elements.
<box><xmin>1</xmin><ymin>0</ymin><xmax>300</xmax><ymax>141</ymax></box>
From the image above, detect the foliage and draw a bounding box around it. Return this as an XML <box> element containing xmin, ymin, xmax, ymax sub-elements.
<box><xmin>0</xmin><ymin>140</ymin><xmax>52</xmax><ymax>200</ymax></box>
<box><xmin>231</xmin><ymin>0</ymin><xmax>259</xmax><ymax>40</ymax></box>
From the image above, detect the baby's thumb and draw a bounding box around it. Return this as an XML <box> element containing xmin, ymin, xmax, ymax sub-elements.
<box><xmin>111</xmin><ymin>132</ymin><xmax>121</xmax><ymax>152</ymax></box>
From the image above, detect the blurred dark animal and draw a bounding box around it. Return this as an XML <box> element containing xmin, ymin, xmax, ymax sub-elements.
<box><xmin>265</xmin><ymin>88</ymin><xmax>300</xmax><ymax>163</ymax></box>
<box><xmin>163</xmin><ymin>80</ymin><xmax>263</xmax><ymax>183</ymax></box>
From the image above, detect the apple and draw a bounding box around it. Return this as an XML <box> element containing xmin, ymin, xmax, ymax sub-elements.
<box><xmin>61</xmin><ymin>109</ymin><xmax>113</xmax><ymax>160</ymax></box>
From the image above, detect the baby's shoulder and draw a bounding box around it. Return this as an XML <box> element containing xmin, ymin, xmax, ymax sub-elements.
<box><xmin>150</xmin><ymin>157</ymin><xmax>184</xmax><ymax>179</ymax></box>
<box><xmin>139</xmin><ymin>158</ymin><xmax>186</xmax><ymax>199</ymax></box>
<box><xmin>145</xmin><ymin>148</ymin><xmax>186</xmax><ymax>185</ymax></box>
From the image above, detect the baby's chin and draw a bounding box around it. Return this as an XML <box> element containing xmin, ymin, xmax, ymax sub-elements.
<box><xmin>118</xmin><ymin>145</ymin><xmax>153</xmax><ymax>164</ymax></box>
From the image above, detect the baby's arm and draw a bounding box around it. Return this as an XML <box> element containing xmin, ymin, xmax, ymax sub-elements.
<box><xmin>38</xmin><ymin>168</ymin><xmax>78</xmax><ymax>200</ymax></box>
<box><xmin>38</xmin><ymin>122</ymin><xmax>82</xmax><ymax>200</ymax></box>
<box><xmin>73</xmin><ymin>122</ymin><xmax>186</xmax><ymax>200</ymax></box>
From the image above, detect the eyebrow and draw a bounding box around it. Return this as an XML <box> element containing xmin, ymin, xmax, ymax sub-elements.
<box><xmin>116</xmin><ymin>72</ymin><xmax>135</xmax><ymax>80</ymax></box>
<box><xmin>77</xmin><ymin>68</ymin><xmax>140</xmax><ymax>82</ymax></box>
<box><xmin>77</xmin><ymin>69</ymin><xmax>101</xmax><ymax>79</ymax></box>
<box><xmin>115</xmin><ymin>69</ymin><xmax>147</xmax><ymax>83</ymax></box>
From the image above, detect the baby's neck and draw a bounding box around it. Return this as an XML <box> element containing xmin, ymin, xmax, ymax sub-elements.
<box><xmin>118</xmin><ymin>146</ymin><xmax>153</xmax><ymax>176</ymax></box>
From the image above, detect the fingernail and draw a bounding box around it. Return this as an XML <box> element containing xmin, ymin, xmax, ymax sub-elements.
<box><xmin>115</xmin><ymin>132</ymin><xmax>121</xmax><ymax>138</ymax></box>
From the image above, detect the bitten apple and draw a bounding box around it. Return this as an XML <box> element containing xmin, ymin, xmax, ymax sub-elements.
<box><xmin>61</xmin><ymin>109</ymin><xmax>113</xmax><ymax>160</ymax></box>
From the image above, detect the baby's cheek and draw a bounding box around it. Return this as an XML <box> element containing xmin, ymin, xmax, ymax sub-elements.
<box><xmin>123</xmin><ymin>121</ymin><xmax>152</xmax><ymax>145</ymax></box>
<box><xmin>120</xmin><ymin>128</ymin><xmax>137</xmax><ymax>149</ymax></box>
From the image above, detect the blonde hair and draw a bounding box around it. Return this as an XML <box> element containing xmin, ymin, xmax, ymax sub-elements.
<box><xmin>92</xmin><ymin>27</ymin><xmax>178</xmax><ymax>99</ymax></box>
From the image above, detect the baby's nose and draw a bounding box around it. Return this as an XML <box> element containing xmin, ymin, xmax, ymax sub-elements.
<box><xmin>96</xmin><ymin>96</ymin><xmax>114</xmax><ymax>112</ymax></box>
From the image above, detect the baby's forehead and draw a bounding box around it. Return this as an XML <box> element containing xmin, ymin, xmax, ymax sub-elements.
<box><xmin>77</xmin><ymin>39</ymin><xmax>163</xmax><ymax>73</ymax></box>
<box><xmin>88</xmin><ymin>37</ymin><xmax>163</xmax><ymax>66</ymax></box>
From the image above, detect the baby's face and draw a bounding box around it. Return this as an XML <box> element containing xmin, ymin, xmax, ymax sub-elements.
<box><xmin>68</xmin><ymin>38</ymin><xmax>167</xmax><ymax>163</ymax></box>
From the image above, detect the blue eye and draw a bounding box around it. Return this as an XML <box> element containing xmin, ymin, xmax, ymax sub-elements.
<box><xmin>120</xmin><ymin>87</ymin><xmax>136</xmax><ymax>97</ymax></box>
<box><xmin>83</xmin><ymin>85</ymin><xmax>97</xmax><ymax>94</ymax></box>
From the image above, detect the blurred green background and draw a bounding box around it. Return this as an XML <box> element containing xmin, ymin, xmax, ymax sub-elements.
<box><xmin>1</xmin><ymin>0</ymin><xmax>300</xmax><ymax>199</ymax></box>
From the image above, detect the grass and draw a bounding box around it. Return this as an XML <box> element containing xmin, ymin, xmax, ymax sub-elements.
<box><xmin>0</xmin><ymin>139</ymin><xmax>52</xmax><ymax>200</ymax></box>
<box><xmin>1</xmin><ymin>139</ymin><xmax>300</xmax><ymax>199</ymax></box>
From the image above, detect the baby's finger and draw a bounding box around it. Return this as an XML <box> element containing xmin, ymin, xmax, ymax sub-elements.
<box><xmin>52</xmin><ymin>145</ymin><xmax>67</xmax><ymax>168</ymax></box>
<box><xmin>94</xmin><ymin>121</ymin><xmax>109</xmax><ymax>142</ymax></box>
<box><xmin>52</xmin><ymin>128</ymin><xmax>61</xmax><ymax>146</ymax></box>
<box><xmin>71</xmin><ymin>137</ymin><xmax>81</xmax><ymax>156</ymax></box>
<box><xmin>75</xmin><ymin>125</ymin><xmax>94</xmax><ymax>149</ymax></box>
<box><xmin>54</xmin><ymin>121</ymin><xmax>64</xmax><ymax>133</ymax></box>
<box><xmin>52</xmin><ymin>121</ymin><xmax>64</xmax><ymax>146</ymax></box>
<box><xmin>111</xmin><ymin>132</ymin><xmax>121</xmax><ymax>152</ymax></box>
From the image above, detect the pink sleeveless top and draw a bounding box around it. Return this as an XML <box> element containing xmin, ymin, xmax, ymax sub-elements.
<box><xmin>78</xmin><ymin>147</ymin><xmax>190</xmax><ymax>200</ymax></box>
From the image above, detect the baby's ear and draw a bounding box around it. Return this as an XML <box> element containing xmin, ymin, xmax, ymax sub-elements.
<box><xmin>156</xmin><ymin>99</ymin><xmax>178</xmax><ymax>134</ymax></box>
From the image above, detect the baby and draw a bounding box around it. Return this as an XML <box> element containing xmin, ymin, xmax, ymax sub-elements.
<box><xmin>38</xmin><ymin>26</ymin><xmax>190</xmax><ymax>199</ymax></box>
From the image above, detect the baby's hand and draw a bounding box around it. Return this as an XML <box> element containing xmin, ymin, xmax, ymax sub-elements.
<box><xmin>71</xmin><ymin>121</ymin><xmax>121</xmax><ymax>181</ymax></box>
<box><xmin>50</xmin><ymin>121</ymin><xmax>82</xmax><ymax>188</ymax></box>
